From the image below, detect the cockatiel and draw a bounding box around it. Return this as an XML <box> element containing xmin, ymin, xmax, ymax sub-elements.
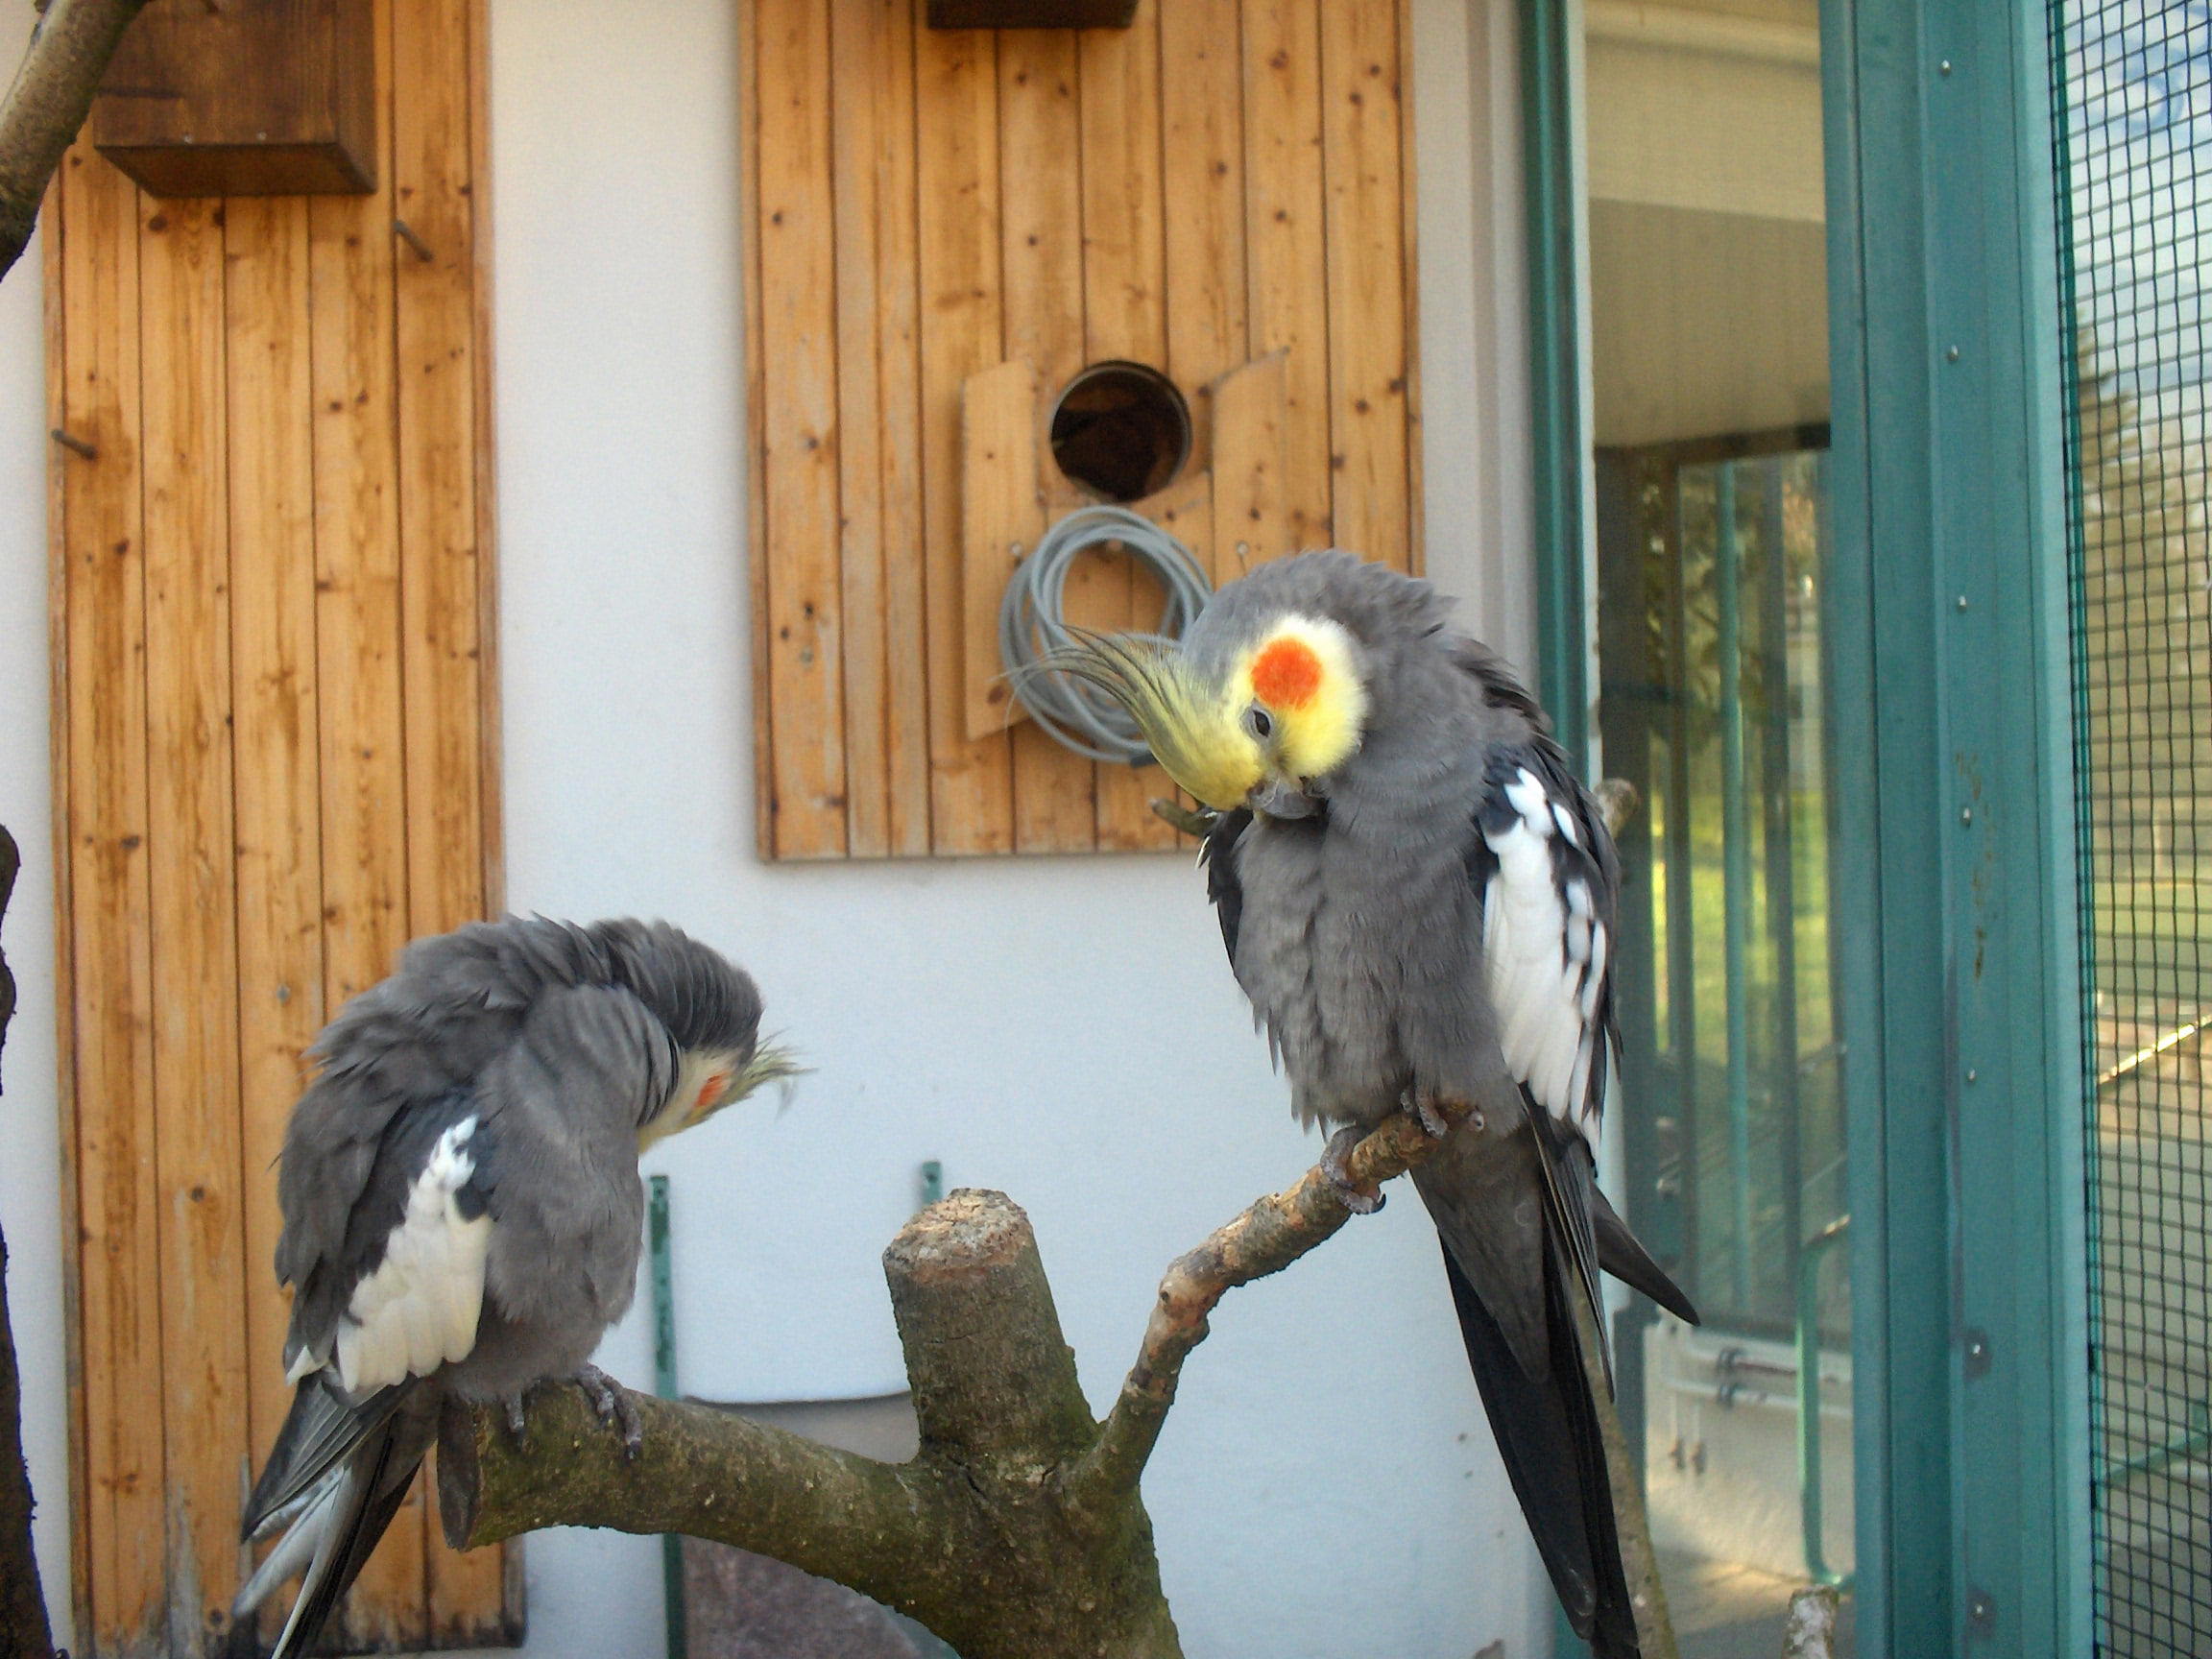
<box><xmin>234</xmin><ymin>916</ymin><xmax>794</xmax><ymax>1659</ymax></box>
<box><xmin>1041</xmin><ymin>550</ymin><xmax>1697</xmax><ymax>1658</ymax></box>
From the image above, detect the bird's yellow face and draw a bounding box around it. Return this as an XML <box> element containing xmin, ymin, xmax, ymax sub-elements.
<box><xmin>1039</xmin><ymin>614</ymin><xmax>1367</xmax><ymax>813</ymax></box>
<box><xmin>637</xmin><ymin>1043</ymin><xmax>803</xmax><ymax>1151</ymax></box>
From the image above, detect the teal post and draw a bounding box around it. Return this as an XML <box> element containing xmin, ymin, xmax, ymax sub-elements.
<box><xmin>649</xmin><ymin>1176</ymin><xmax>685</xmax><ymax>1659</ymax></box>
<box><xmin>1521</xmin><ymin>0</ymin><xmax>1587</xmax><ymax>764</ymax></box>
<box><xmin>1822</xmin><ymin>0</ymin><xmax>2091</xmax><ymax>1643</ymax></box>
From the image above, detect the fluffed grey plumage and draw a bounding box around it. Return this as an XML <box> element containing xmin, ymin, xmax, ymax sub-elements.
<box><xmin>235</xmin><ymin>916</ymin><xmax>793</xmax><ymax>1659</ymax></box>
<box><xmin>1046</xmin><ymin>550</ymin><xmax>1696</xmax><ymax>1659</ymax></box>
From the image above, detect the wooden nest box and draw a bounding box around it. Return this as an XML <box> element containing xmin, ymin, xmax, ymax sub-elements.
<box><xmin>92</xmin><ymin>0</ymin><xmax>375</xmax><ymax>197</ymax></box>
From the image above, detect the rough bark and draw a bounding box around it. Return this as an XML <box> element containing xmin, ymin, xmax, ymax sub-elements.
<box><xmin>443</xmin><ymin>1121</ymin><xmax>1465</xmax><ymax>1659</ymax></box>
<box><xmin>0</xmin><ymin>0</ymin><xmax>152</xmax><ymax>283</ymax></box>
<box><xmin>0</xmin><ymin>825</ymin><xmax>59</xmax><ymax>1659</ymax></box>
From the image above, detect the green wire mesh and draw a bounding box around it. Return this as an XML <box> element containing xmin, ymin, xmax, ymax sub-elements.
<box><xmin>2052</xmin><ymin>2</ymin><xmax>2212</xmax><ymax>1651</ymax></box>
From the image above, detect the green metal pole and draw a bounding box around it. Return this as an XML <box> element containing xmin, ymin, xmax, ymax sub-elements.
<box><xmin>649</xmin><ymin>1175</ymin><xmax>685</xmax><ymax>1659</ymax></box>
<box><xmin>1717</xmin><ymin>464</ymin><xmax>1754</xmax><ymax>1312</ymax></box>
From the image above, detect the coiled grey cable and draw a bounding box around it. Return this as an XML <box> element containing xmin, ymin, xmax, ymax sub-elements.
<box><xmin>999</xmin><ymin>504</ymin><xmax>1213</xmax><ymax>764</ymax></box>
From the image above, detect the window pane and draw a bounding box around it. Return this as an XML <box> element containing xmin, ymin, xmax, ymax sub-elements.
<box><xmin>1582</xmin><ymin>0</ymin><xmax>1856</xmax><ymax>1648</ymax></box>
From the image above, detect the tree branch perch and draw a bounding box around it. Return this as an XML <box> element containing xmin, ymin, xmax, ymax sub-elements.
<box><xmin>0</xmin><ymin>0</ymin><xmax>152</xmax><ymax>283</ymax></box>
<box><xmin>441</xmin><ymin>1116</ymin><xmax>1461</xmax><ymax>1659</ymax></box>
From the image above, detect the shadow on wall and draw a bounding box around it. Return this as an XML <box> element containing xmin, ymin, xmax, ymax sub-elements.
<box><xmin>683</xmin><ymin>1394</ymin><xmax>957</xmax><ymax>1659</ymax></box>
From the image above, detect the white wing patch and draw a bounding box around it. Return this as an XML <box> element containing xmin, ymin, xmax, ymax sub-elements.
<box><xmin>310</xmin><ymin>1117</ymin><xmax>492</xmax><ymax>1394</ymax></box>
<box><xmin>1481</xmin><ymin>766</ymin><xmax>1608</xmax><ymax>1132</ymax></box>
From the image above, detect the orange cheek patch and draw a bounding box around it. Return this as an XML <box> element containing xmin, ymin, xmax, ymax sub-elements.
<box><xmin>694</xmin><ymin>1072</ymin><xmax>731</xmax><ymax>1113</ymax></box>
<box><xmin>1251</xmin><ymin>637</ymin><xmax>1323</xmax><ymax>710</ymax></box>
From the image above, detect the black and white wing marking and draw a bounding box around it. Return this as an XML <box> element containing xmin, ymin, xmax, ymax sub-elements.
<box><xmin>1467</xmin><ymin>744</ymin><xmax>1620</xmax><ymax>1137</ymax></box>
<box><xmin>284</xmin><ymin>1105</ymin><xmax>497</xmax><ymax>1396</ymax></box>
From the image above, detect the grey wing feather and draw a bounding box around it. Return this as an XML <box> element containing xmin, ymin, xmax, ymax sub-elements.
<box><xmin>463</xmin><ymin>981</ymin><xmax>677</xmax><ymax>1352</ymax></box>
<box><xmin>1201</xmin><ymin>806</ymin><xmax>1253</xmax><ymax>966</ymax></box>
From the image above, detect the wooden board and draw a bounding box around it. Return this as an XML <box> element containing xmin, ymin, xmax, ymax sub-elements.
<box><xmin>743</xmin><ymin>0</ymin><xmax>1421</xmax><ymax>859</ymax></box>
<box><xmin>962</xmin><ymin>361</ymin><xmax>1046</xmax><ymax>744</ymax></box>
<box><xmin>46</xmin><ymin>0</ymin><xmax>508</xmax><ymax>1647</ymax></box>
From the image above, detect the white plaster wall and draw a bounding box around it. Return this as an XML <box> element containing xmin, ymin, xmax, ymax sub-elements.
<box><xmin>0</xmin><ymin>0</ymin><xmax>1546</xmax><ymax>1653</ymax></box>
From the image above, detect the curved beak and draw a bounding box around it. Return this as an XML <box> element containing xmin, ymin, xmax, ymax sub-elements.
<box><xmin>1247</xmin><ymin>776</ymin><xmax>1322</xmax><ymax>819</ymax></box>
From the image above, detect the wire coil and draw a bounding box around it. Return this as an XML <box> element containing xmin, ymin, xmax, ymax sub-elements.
<box><xmin>999</xmin><ymin>504</ymin><xmax>1213</xmax><ymax>764</ymax></box>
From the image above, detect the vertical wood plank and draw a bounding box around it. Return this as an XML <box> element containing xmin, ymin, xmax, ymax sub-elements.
<box><xmin>1159</xmin><ymin>0</ymin><xmax>1247</xmax><ymax>503</ymax></box>
<box><xmin>998</xmin><ymin>28</ymin><xmax>1095</xmax><ymax>852</ymax></box>
<box><xmin>961</xmin><ymin>361</ymin><xmax>1045</xmax><ymax>745</ymax></box>
<box><xmin>1241</xmin><ymin>0</ymin><xmax>1333</xmax><ymax>554</ymax></box>
<box><xmin>222</xmin><ymin>196</ymin><xmax>328</xmax><ymax>1543</ymax></box>
<box><xmin>308</xmin><ymin>0</ymin><xmax>427</xmax><ymax>1632</ymax></box>
<box><xmin>138</xmin><ymin>188</ymin><xmax>250</xmax><ymax>1654</ymax></box>
<box><xmin>57</xmin><ymin>140</ymin><xmax>165</xmax><ymax>1653</ymax></box>
<box><xmin>467</xmin><ymin>0</ymin><xmax>506</xmax><ymax>902</ymax></box>
<box><xmin>397</xmin><ymin>0</ymin><xmax>489</xmax><ymax>944</ymax></box>
<box><xmin>41</xmin><ymin>169</ymin><xmax>92</xmax><ymax>1647</ymax></box>
<box><xmin>1395</xmin><ymin>0</ymin><xmax>1423</xmax><ymax>574</ymax></box>
<box><xmin>1211</xmin><ymin>349</ymin><xmax>1291</xmax><ymax>573</ymax></box>
<box><xmin>392</xmin><ymin>0</ymin><xmax>506</xmax><ymax>1626</ymax></box>
<box><xmin>757</xmin><ymin>0</ymin><xmax>848</xmax><ymax>857</ymax></box>
<box><xmin>1082</xmin><ymin>0</ymin><xmax>1180</xmax><ymax>851</ymax></box>
<box><xmin>830</xmin><ymin>0</ymin><xmax>896</xmax><ymax>859</ymax></box>
<box><xmin>917</xmin><ymin>13</ymin><xmax>1014</xmax><ymax>854</ymax></box>
<box><xmin>873</xmin><ymin>0</ymin><xmax>933</xmax><ymax>858</ymax></box>
<box><xmin>1319</xmin><ymin>0</ymin><xmax>1412</xmax><ymax>569</ymax></box>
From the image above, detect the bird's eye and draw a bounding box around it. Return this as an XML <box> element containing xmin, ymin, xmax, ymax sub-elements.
<box><xmin>1245</xmin><ymin>705</ymin><xmax>1275</xmax><ymax>741</ymax></box>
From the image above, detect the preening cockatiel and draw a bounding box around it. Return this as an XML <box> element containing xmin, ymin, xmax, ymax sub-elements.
<box><xmin>1041</xmin><ymin>550</ymin><xmax>1697</xmax><ymax>1658</ymax></box>
<box><xmin>233</xmin><ymin>916</ymin><xmax>793</xmax><ymax>1659</ymax></box>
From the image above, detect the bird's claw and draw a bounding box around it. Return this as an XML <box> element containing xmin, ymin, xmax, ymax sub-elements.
<box><xmin>502</xmin><ymin>1393</ymin><xmax>530</xmax><ymax>1442</ymax></box>
<box><xmin>572</xmin><ymin>1362</ymin><xmax>645</xmax><ymax>1460</ymax></box>
<box><xmin>1321</xmin><ymin>1124</ymin><xmax>1385</xmax><ymax>1214</ymax></box>
<box><xmin>1401</xmin><ymin>1089</ymin><xmax>1455</xmax><ymax>1140</ymax></box>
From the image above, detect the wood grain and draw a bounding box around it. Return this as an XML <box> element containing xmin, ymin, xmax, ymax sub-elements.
<box><xmin>1159</xmin><ymin>0</ymin><xmax>1248</xmax><ymax>481</ymax></box>
<box><xmin>392</xmin><ymin>0</ymin><xmax>508</xmax><ymax>1632</ymax></box>
<box><xmin>57</xmin><ymin>138</ymin><xmax>165</xmax><ymax>1651</ymax></box>
<box><xmin>961</xmin><ymin>360</ymin><xmax>1045</xmax><ymax>748</ymax></box>
<box><xmin>997</xmin><ymin>28</ymin><xmax>1094</xmax><ymax>852</ymax></box>
<box><xmin>54</xmin><ymin>0</ymin><xmax>503</xmax><ymax>1643</ymax></box>
<box><xmin>1239</xmin><ymin>0</ymin><xmax>1333</xmax><ymax>554</ymax></box>
<box><xmin>221</xmin><ymin>195</ymin><xmax>328</xmax><ymax>1530</ymax></box>
<box><xmin>756</xmin><ymin>0</ymin><xmax>848</xmax><ymax>856</ymax></box>
<box><xmin>1319</xmin><ymin>0</ymin><xmax>1412</xmax><ymax>570</ymax></box>
<box><xmin>309</xmin><ymin>0</ymin><xmax>428</xmax><ymax>1630</ymax></box>
<box><xmin>743</xmin><ymin>0</ymin><xmax>1415</xmax><ymax>859</ymax></box>
<box><xmin>1078</xmin><ymin>0</ymin><xmax>1179</xmax><ymax>852</ymax></box>
<box><xmin>916</xmin><ymin>15</ymin><xmax>1013</xmax><ymax>854</ymax></box>
<box><xmin>1210</xmin><ymin>350</ymin><xmax>1290</xmax><ymax>576</ymax></box>
<box><xmin>138</xmin><ymin>187</ymin><xmax>251</xmax><ymax>1653</ymax></box>
<box><xmin>830</xmin><ymin>0</ymin><xmax>895</xmax><ymax>857</ymax></box>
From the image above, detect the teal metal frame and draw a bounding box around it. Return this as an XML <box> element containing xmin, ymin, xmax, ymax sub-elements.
<box><xmin>1522</xmin><ymin>0</ymin><xmax>2093</xmax><ymax>1646</ymax></box>
<box><xmin>1821</xmin><ymin>0</ymin><xmax>2092</xmax><ymax>1644</ymax></box>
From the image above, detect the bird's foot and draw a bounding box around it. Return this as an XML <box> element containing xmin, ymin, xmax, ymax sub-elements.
<box><xmin>501</xmin><ymin>1392</ymin><xmax>530</xmax><ymax>1442</ymax></box>
<box><xmin>571</xmin><ymin>1362</ymin><xmax>645</xmax><ymax>1461</ymax></box>
<box><xmin>1321</xmin><ymin>1124</ymin><xmax>1385</xmax><ymax>1214</ymax></box>
<box><xmin>1399</xmin><ymin>1089</ymin><xmax>1463</xmax><ymax>1140</ymax></box>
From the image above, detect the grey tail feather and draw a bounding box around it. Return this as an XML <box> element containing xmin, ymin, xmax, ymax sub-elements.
<box><xmin>1439</xmin><ymin>1239</ymin><xmax>1643</xmax><ymax>1659</ymax></box>
<box><xmin>240</xmin><ymin>1393</ymin><xmax>434</xmax><ymax>1659</ymax></box>
<box><xmin>244</xmin><ymin>1371</ymin><xmax>408</xmax><ymax>1541</ymax></box>
<box><xmin>1589</xmin><ymin>1184</ymin><xmax>1700</xmax><ymax>1325</ymax></box>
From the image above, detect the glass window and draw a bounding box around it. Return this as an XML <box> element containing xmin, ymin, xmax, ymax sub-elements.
<box><xmin>1579</xmin><ymin>0</ymin><xmax>1856</xmax><ymax>1649</ymax></box>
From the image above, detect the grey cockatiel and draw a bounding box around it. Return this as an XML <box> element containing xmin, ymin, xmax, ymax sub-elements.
<box><xmin>1040</xmin><ymin>550</ymin><xmax>1697</xmax><ymax>1658</ymax></box>
<box><xmin>233</xmin><ymin>916</ymin><xmax>794</xmax><ymax>1659</ymax></box>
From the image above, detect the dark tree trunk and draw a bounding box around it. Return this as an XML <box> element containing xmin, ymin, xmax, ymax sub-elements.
<box><xmin>0</xmin><ymin>825</ymin><xmax>59</xmax><ymax>1659</ymax></box>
